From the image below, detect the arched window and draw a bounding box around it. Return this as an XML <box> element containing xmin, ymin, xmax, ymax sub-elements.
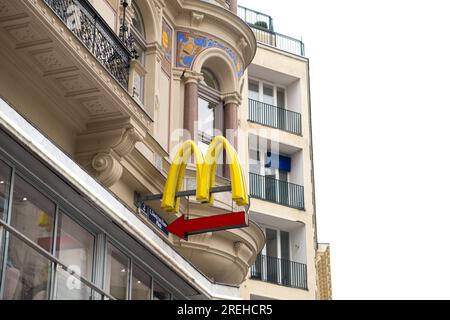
<box><xmin>198</xmin><ymin>68</ymin><xmax>223</xmax><ymax>156</ymax></box>
<box><xmin>130</xmin><ymin>2</ymin><xmax>146</xmax><ymax>103</ymax></box>
<box><xmin>131</xmin><ymin>3</ymin><xmax>145</xmax><ymax>38</ymax></box>
<box><xmin>201</xmin><ymin>69</ymin><xmax>220</xmax><ymax>91</ymax></box>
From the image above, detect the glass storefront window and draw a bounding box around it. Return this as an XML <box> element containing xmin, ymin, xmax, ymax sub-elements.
<box><xmin>3</xmin><ymin>234</ymin><xmax>51</xmax><ymax>300</ymax></box>
<box><xmin>0</xmin><ymin>159</ymin><xmax>12</xmax><ymax>281</ymax></box>
<box><xmin>2</xmin><ymin>175</ymin><xmax>55</xmax><ymax>300</ymax></box>
<box><xmin>10</xmin><ymin>175</ymin><xmax>56</xmax><ymax>251</ymax></box>
<box><xmin>105</xmin><ymin>243</ymin><xmax>129</xmax><ymax>300</ymax></box>
<box><xmin>0</xmin><ymin>159</ymin><xmax>12</xmax><ymax>221</ymax></box>
<box><xmin>0</xmin><ymin>158</ymin><xmax>177</xmax><ymax>300</ymax></box>
<box><xmin>54</xmin><ymin>213</ymin><xmax>95</xmax><ymax>300</ymax></box>
<box><xmin>0</xmin><ymin>224</ymin><xmax>3</xmax><ymax>281</ymax></box>
<box><xmin>132</xmin><ymin>264</ymin><xmax>152</xmax><ymax>300</ymax></box>
<box><xmin>54</xmin><ymin>266</ymin><xmax>93</xmax><ymax>300</ymax></box>
<box><xmin>153</xmin><ymin>281</ymin><xmax>171</xmax><ymax>300</ymax></box>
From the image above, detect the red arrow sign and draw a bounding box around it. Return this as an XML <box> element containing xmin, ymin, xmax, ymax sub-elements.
<box><xmin>167</xmin><ymin>212</ymin><xmax>248</xmax><ymax>239</ymax></box>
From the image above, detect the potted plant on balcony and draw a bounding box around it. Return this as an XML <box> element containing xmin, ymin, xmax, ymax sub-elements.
<box><xmin>254</xmin><ymin>21</ymin><xmax>269</xmax><ymax>30</ymax></box>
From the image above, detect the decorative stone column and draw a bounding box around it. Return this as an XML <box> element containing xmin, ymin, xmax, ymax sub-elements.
<box><xmin>229</xmin><ymin>0</ymin><xmax>238</xmax><ymax>14</ymax></box>
<box><xmin>183</xmin><ymin>73</ymin><xmax>203</xmax><ymax>141</ymax></box>
<box><xmin>223</xmin><ymin>92</ymin><xmax>241</xmax><ymax>178</ymax></box>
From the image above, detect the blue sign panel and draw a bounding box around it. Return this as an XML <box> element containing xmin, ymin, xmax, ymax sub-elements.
<box><xmin>139</xmin><ymin>203</ymin><xmax>169</xmax><ymax>237</ymax></box>
<box><xmin>265</xmin><ymin>152</ymin><xmax>292</xmax><ymax>172</ymax></box>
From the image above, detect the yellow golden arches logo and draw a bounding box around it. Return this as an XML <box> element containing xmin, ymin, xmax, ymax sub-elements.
<box><xmin>161</xmin><ymin>136</ymin><xmax>248</xmax><ymax>213</ymax></box>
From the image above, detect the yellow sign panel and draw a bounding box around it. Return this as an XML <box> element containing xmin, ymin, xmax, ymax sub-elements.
<box><xmin>162</xmin><ymin>136</ymin><xmax>248</xmax><ymax>213</ymax></box>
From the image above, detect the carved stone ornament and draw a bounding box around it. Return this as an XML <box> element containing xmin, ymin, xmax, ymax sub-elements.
<box><xmin>92</xmin><ymin>152</ymin><xmax>123</xmax><ymax>187</ymax></box>
<box><xmin>191</xmin><ymin>12</ymin><xmax>204</xmax><ymax>28</ymax></box>
<box><xmin>76</xmin><ymin>121</ymin><xmax>145</xmax><ymax>187</ymax></box>
<box><xmin>113</xmin><ymin>127</ymin><xmax>143</xmax><ymax>158</ymax></box>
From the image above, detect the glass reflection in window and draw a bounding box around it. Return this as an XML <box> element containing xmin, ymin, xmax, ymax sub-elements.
<box><xmin>202</xmin><ymin>69</ymin><xmax>220</xmax><ymax>91</ymax></box>
<box><xmin>3</xmin><ymin>234</ymin><xmax>51</xmax><ymax>300</ymax></box>
<box><xmin>0</xmin><ymin>159</ymin><xmax>11</xmax><ymax>221</ymax></box>
<box><xmin>132</xmin><ymin>265</ymin><xmax>152</xmax><ymax>300</ymax></box>
<box><xmin>131</xmin><ymin>3</ymin><xmax>145</xmax><ymax>38</ymax></box>
<box><xmin>198</xmin><ymin>98</ymin><xmax>215</xmax><ymax>137</ymax></box>
<box><xmin>10</xmin><ymin>175</ymin><xmax>56</xmax><ymax>251</ymax></box>
<box><xmin>248</xmin><ymin>80</ymin><xmax>259</xmax><ymax>101</ymax></box>
<box><xmin>263</xmin><ymin>84</ymin><xmax>274</xmax><ymax>105</ymax></box>
<box><xmin>54</xmin><ymin>213</ymin><xmax>95</xmax><ymax>300</ymax></box>
<box><xmin>105</xmin><ymin>243</ymin><xmax>129</xmax><ymax>300</ymax></box>
<box><xmin>0</xmin><ymin>159</ymin><xmax>12</xmax><ymax>278</ymax></box>
<box><xmin>2</xmin><ymin>176</ymin><xmax>56</xmax><ymax>300</ymax></box>
<box><xmin>153</xmin><ymin>281</ymin><xmax>171</xmax><ymax>300</ymax></box>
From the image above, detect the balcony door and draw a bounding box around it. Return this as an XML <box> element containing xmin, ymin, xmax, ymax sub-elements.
<box><xmin>280</xmin><ymin>231</ymin><xmax>291</xmax><ymax>286</ymax></box>
<box><xmin>264</xmin><ymin>165</ymin><xmax>277</xmax><ymax>203</ymax></box>
<box><xmin>248</xmin><ymin>80</ymin><xmax>259</xmax><ymax>101</ymax></box>
<box><xmin>248</xmin><ymin>79</ymin><xmax>287</xmax><ymax>130</ymax></box>
<box><xmin>265</xmin><ymin>228</ymin><xmax>278</xmax><ymax>283</ymax></box>
<box><xmin>263</xmin><ymin>228</ymin><xmax>291</xmax><ymax>285</ymax></box>
<box><xmin>276</xmin><ymin>88</ymin><xmax>286</xmax><ymax>130</ymax></box>
<box><xmin>278</xmin><ymin>170</ymin><xmax>289</xmax><ymax>206</ymax></box>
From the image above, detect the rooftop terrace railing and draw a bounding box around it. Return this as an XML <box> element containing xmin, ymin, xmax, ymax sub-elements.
<box><xmin>238</xmin><ymin>6</ymin><xmax>305</xmax><ymax>57</ymax></box>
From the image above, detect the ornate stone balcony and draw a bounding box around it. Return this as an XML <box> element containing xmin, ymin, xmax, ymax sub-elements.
<box><xmin>44</xmin><ymin>0</ymin><xmax>134</xmax><ymax>89</ymax></box>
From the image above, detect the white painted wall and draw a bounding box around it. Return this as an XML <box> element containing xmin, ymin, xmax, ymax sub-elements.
<box><xmin>287</xmin><ymin>79</ymin><xmax>301</xmax><ymax>114</ymax></box>
<box><xmin>291</xmin><ymin>224</ymin><xmax>307</xmax><ymax>264</ymax></box>
<box><xmin>89</xmin><ymin>0</ymin><xmax>118</xmax><ymax>31</ymax></box>
<box><xmin>289</xmin><ymin>150</ymin><xmax>304</xmax><ymax>186</ymax></box>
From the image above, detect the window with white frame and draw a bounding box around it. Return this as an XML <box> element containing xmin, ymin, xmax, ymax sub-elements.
<box><xmin>264</xmin><ymin>227</ymin><xmax>290</xmax><ymax>261</ymax></box>
<box><xmin>263</xmin><ymin>227</ymin><xmax>291</xmax><ymax>283</ymax></box>
<box><xmin>248</xmin><ymin>78</ymin><xmax>286</xmax><ymax>109</ymax></box>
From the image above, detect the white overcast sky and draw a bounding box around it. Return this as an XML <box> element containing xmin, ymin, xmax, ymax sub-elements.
<box><xmin>239</xmin><ymin>0</ymin><xmax>450</xmax><ymax>299</ymax></box>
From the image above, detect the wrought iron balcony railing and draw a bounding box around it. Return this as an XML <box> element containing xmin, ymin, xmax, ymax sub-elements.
<box><xmin>44</xmin><ymin>0</ymin><xmax>133</xmax><ymax>89</ymax></box>
<box><xmin>248</xmin><ymin>99</ymin><xmax>302</xmax><ymax>135</ymax></box>
<box><xmin>249</xmin><ymin>173</ymin><xmax>305</xmax><ymax>210</ymax></box>
<box><xmin>238</xmin><ymin>6</ymin><xmax>305</xmax><ymax>57</ymax></box>
<box><xmin>251</xmin><ymin>254</ymin><xmax>308</xmax><ymax>290</ymax></box>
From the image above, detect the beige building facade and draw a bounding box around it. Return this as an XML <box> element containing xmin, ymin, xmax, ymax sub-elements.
<box><xmin>0</xmin><ymin>0</ymin><xmax>330</xmax><ymax>300</ymax></box>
